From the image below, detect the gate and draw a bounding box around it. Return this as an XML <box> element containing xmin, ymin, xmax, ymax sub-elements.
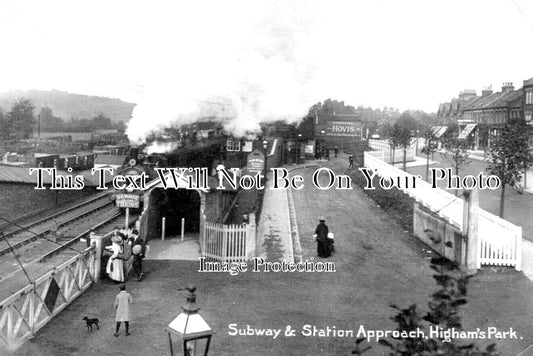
<box><xmin>201</xmin><ymin>214</ymin><xmax>256</xmax><ymax>262</ymax></box>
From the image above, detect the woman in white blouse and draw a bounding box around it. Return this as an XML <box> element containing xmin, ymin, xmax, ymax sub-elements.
<box><xmin>106</xmin><ymin>236</ymin><xmax>125</xmax><ymax>282</ymax></box>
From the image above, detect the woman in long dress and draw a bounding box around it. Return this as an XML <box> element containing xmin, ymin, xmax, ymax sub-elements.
<box><xmin>106</xmin><ymin>236</ymin><xmax>125</xmax><ymax>282</ymax></box>
<box><xmin>314</xmin><ymin>217</ymin><xmax>330</xmax><ymax>258</ymax></box>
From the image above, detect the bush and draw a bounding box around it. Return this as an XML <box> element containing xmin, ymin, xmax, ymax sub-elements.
<box><xmin>352</xmin><ymin>243</ymin><xmax>499</xmax><ymax>355</ymax></box>
<box><xmin>347</xmin><ymin>162</ymin><xmax>414</xmax><ymax>232</ymax></box>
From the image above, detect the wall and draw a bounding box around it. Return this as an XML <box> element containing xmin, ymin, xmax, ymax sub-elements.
<box><xmin>413</xmin><ymin>203</ymin><xmax>465</xmax><ymax>265</ymax></box>
<box><xmin>204</xmin><ymin>190</ymin><xmax>235</xmax><ymax>222</ymax></box>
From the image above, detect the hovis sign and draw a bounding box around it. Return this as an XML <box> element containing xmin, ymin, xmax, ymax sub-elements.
<box><xmin>325</xmin><ymin>121</ymin><xmax>362</xmax><ymax>137</ymax></box>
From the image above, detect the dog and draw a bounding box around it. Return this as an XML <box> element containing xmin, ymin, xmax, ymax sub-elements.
<box><xmin>82</xmin><ymin>316</ymin><xmax>100</xmax><ymax>332</ymax></box>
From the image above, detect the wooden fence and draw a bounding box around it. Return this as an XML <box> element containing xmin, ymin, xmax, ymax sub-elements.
<box><xmin>477</xmin><ymin>209</ymin><xmax>522</xmax><ymax>269</ymax></box>
<box><xmin>201</xmin><ymin>215</ymin><xmax>256</xmax><ymax>262</ymax></box>
<box><xmin>364</xmin><ymin>151</ymin><xmax>522</xmax><ymax>270</ymax></box>
<box><xmin>0</xmin><ymin>247</ymin><xmax>96</xmax><ymax>350</ymax></box>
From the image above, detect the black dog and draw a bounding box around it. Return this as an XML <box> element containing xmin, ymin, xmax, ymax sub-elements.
<box><xmin>82</xmin><ymin>317</ymin><xmax>100</xmax><ymax>332</ymax></box>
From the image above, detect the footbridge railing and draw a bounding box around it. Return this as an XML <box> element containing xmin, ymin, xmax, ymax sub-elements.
<box><xmin>0</xmin><ymin>247</ymin><xmax>96</xmax><ymax>351</ymax></box>
<box><xmin>364</xmin><ymin>151</ymin><xmax>522</xmax><ymax>271</ymax></box>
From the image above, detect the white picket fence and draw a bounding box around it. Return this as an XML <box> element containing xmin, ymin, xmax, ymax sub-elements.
<box><xmin>0</xmin><ymin>247</ymin><xmax>96</xmax><ymax>350</ymax></box>
<box><xmin>364</xmin><ymin>151</ymin><xmax>522</xmax><ymax>270</ymax></box>
<box><xmin>201</xmin><ymin>221</ymin><xmax>255</xmax><ymax>262</ymax></box>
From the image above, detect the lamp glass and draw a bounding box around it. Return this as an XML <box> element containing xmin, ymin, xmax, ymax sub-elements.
<box><xmin>168</xmin><ymin>312</ymin><xmax>212</xmax><ymax>336</ymax></box>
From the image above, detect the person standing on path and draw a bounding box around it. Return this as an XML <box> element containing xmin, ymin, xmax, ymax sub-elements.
<box><xmin>111</xmin><ymin>226</ymin><xmax>126</xmax><ymax>242</ymax></box>
<box><xmin>129</xmin><ymin>229</ymin><xmax>145</xmax><ymax>281</ymax></box>
<box><xmin>106</xmin><ymin>236</ymin><xmax>125</xmax><ymax>283</ymax></box>
<box><xmin>348</xmin><ymin>154</ymin><xmax>354</xmax><ymax>169</ymax></box>
<box><xmin>114</xmin><ymin>284</ymin><xmax>133</xmax><ymax>337</ymax></box>
<box><xmin>314</xmin><ymin>217</ymin><xmax>330</xmax><ymax>258</ymax></box>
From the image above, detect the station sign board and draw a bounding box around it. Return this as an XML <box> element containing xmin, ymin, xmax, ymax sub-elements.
<box><xmin>325</xmin><ymin>120</ymin><xmax>362</xmax><ymax>138</ymax></box>
<box><xmin>116</xmin><ymin>193</ymin><xmax>140</xmax><ymax>208</ymax></box>
<box><xmin>247</xmin><ymin>149</ymin><xmax>265</xmax><ymax>174</ymax></box>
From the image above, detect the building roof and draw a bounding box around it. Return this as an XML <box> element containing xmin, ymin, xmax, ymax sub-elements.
<box><xmin>490</xmin><ymin>89</ymin><xmax>522</xmax><ymax>108</ymax></box>
<box><xmin>94</xmin><ymin>155</ymin><xmax>128</xmax><ymax>166</ymax></box>
<box><xmin>450</xmin><ymin>99</ymin><xmax>459</xmax><ymax>115</ymax></box>
<box><xmin>0</xmin><ymin>166</ymin><xmax>114</xmax><ymax>187</ymax></box>
<box><xmin>524</xmin><ymin>77</ymin><xmax>533</xmax><ymax>87</ymax></box>
<box><xmin>463</xmin><ymin>92</ymin><xmax>501</xmax><ymax>110</ymax></box>
<box><xmin>461</xmin><ymin>95</ymin><xmax>486</xmax><ymax>111</ymax></box>
<box><xmin>34</xmin><ymin>153</ymin><xmax>59</xmax><ymax>158</ymax></box>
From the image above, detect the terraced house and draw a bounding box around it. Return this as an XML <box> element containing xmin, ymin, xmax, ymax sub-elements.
<box><xmin>524</xmin><ymin>77</ymin><xmax>533</xmax><ymax>125</ymax></box>
<box><xmin>437</xmin><ymin>77</ymin><xmax>533</xmax><ymax>150</ymax></box>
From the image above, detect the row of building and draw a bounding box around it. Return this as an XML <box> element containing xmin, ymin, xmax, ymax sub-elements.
<box><xmin>437</xmin><ymin>77</ymin><xmax>533</xmax><ymax>149</ymax></box>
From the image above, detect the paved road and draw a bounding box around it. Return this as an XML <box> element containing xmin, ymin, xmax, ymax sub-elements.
<box><xmin>257</xmin><ymin>173</ymin><xmax>293</xmax><ymax>262</ymax></box>
<box><xmin>290</xmin><ymin>157</ymin><xmax>533</xmax><ymax>356</ymax></box>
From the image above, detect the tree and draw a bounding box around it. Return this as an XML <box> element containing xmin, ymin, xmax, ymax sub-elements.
<box><xmin>388</xmin><ymin>124</ymin><xmax>400</xmax><ymax>166</ymax></box>
<box><xmin>421</xmin><ymin>129</ymin><xmax>439</xmax><ymax>181</ymax></box>
<box><xmin>115</xmin><ymin>121</ymin><xmax>127</xmax><ymax>134</ymax></box>
<box><xmin>381</xmin><ymin>121</ymin><xmax>393</xmax><ymax>139</ymax></box>
<box><xmin>6</xmin><ymin>98</ymin><xmax>35</xmax><ymax>139</ymax></box>
<box><xmin>395</xmin><ymin>113</ymin><xmax>417</xmax><ymax>171</ymax></box>
<box><xmin>441</xmin><ymin>134</ymin><xmax>471</xmax><ymax>195</ymax></box>
<box><xmin>0</xmin><ymin>109</ymin><xmax>7</xmax><ymax>140</ymax></box>
<box><xmin>39</xmin><ymin>106</ymin><xmax>64</xmax><ymax>132</ymax></box>
<box><xmin>353</xmin><ymin>239</ymin><xmax>499</xmax><ymax>356</ymax></box>
<box><xmin>487</xmin><ymin>123</ymin><xmax>533</xmax><ymax>218</ymax></box>
<box><xmin>92</xmin><ymin>113</ymin><xmax>113</xmax><ymax>129</ymax></box>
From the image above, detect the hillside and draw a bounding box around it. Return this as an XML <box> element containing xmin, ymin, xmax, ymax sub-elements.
<box><xmin>0</xmin><ymin>89</ymin><xmax>135</xmax><ymax>122</ymax></box>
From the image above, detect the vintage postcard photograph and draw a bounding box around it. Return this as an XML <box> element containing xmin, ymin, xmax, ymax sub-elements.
<box><xmin>0</xmin><ymin>1</ymin><xmax>532</xmax><ymax>355</ymax></box>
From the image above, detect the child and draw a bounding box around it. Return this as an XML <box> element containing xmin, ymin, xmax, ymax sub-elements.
<box><xmin>114</xmin><ymin>284</ymin><xmax>133</xmax><ymax>336</ymax></box>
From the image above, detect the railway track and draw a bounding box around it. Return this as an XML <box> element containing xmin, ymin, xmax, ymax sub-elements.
<box><xmin>0</xmin><ymin>192</ymin><xmax>141</xmax><ymax>282</ymax></box>
<box><xmin>0</xmin><ymin>211</ymin><xmax>140</xmax><ymax>285</ymax></box>
<box><xmin>0</xmin><ymin>193</ymin><xmax>115</xmax><ymax>257</ymax></box>
<box><xmin>1</xmin><ymin>193</ymin><xmax>111</xmax><ymax>238</ymax></box>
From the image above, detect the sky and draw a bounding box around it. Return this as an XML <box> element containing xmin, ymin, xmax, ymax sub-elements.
<box><xmin>1</xmin><ymin>0</ymin><xmax>533</xmax><ymax>142</ymax></box>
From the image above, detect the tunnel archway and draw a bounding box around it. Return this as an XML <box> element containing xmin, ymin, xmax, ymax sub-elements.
<box><xmin>145</xmin><ymin>188</ymin><xmax>202</xmax><ymax>241</ymax></box>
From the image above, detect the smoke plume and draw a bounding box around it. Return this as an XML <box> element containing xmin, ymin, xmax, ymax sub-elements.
<box><xmin>126</xmin><ymin>1</ymin><xmax>319</xmax><ymax>147</ymax></box>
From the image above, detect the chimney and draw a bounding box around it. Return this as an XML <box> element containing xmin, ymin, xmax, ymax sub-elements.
<box><xmin>502</xmin><ymin>82</ymin><xmax>514</xmax><ymax>93</ymax></box>
<box><xmin>481</xmin><ymin>85</ymin><xmax>493</xmax><ymax>97</ymax></box>
<box><xmin>458</xmin><ymin>89</ymin><xmax>477</xmax><ymax>101</ymax></box>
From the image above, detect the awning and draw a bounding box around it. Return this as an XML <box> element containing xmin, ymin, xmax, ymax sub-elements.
<box><xmin>458</xmin><ymin>124</ymin><xmax>477</xmax><ymax>140</ymax></box>
<box><xmin>431</xmin><ymin>126</ymin><xmax>442</xmax><ymax>135</ymax></box>
<box><xmin>435</xmin><ymin>126</ymin><xmax>448</xmax><ymax>138</ymax></box>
